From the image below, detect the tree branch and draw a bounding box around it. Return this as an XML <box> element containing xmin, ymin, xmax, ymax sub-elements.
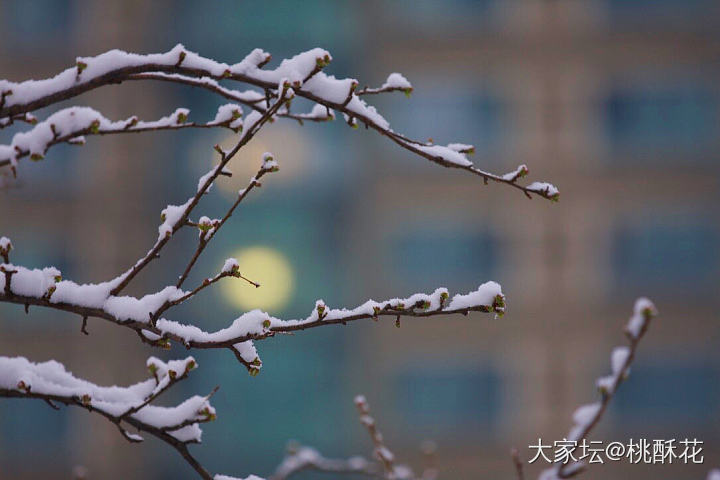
<box><xmin>0</xmin><ymin>271</ymin><xmax>505</xmax><ymax>375</ymax></box>
<box><xmin>0</xmin><ymin>355</ymin><xmax>218</xmax><ymax>480</ymax></box>
<box><xmin>108</xmin><ymin>87</ymin><xmax>291</xmax><ymax>296</ymax></box>
<box><xmin>0</xmin><ymin>45</ymin><xmax>558</xmax><ymax>200</ymax></box>
<box><xmin>537</xmin><ymin>298</ymin><xmax>658</xmax><ymax>479</ymax></box>
<box><xmin>270</xmin><ymin>443</ymin><xmax>379</xmax><ymax>480</ymax></box>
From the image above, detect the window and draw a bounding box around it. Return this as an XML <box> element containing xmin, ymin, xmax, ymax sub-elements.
<box><xmin>606</xmin><ymin>0</ymin><xmax>717</xmax><ymax>25</ymax></box>
<box><xmin>0</xmin><ymin>398</ymin><xmax>70</xmax><ymax>473</ymax></box>
<box><xmin>603</xmin><ymin>82</ymin><xmax>718</xmax><ymax>159</ymax></box>
<box><xmin>383</xmin><ymin>0</ymin><xmax>497</xmax><ymax>32</ymax></box>
<box><xmin>390</xmin><ymin>228</ymin><xmax>497</xmax><ymax>293</ymax></box>
<box><xmin>166</xmin><ymin>330</ymin><xmax>350</xmax><ymax>477</ymax></box>
<box><xmin>611</xmin><ymin>220</ymin><xmax>718</xmax><ymax>293</ymax></box>
<box><xmin>611</xmin><ymin>360</ymin><xmax>720</xmax><ymax>431</ymax></box>
<box><xmin>2</xmin><ymin>0</ymin><xmax>73</xmax><ymax>50</ymax></box>
<box><xmin>395</xmin><ymin>365</ymin><xmax>502</xmax><ymax>435</ymax></box>
<box><xmin>169</xmin><ymin>0</ymin><xmax>357</xmax><ymax>62</ymax></box>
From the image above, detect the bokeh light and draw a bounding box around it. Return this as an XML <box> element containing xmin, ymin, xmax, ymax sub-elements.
<box><xmin>220</xmin><ymin>246</ymin><xmax>294</xmax><ymax>312</ymax></box>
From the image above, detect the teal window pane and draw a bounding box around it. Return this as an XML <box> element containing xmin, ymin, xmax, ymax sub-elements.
<box><xmin>612</xmin><ymin>362</ymin><xmax>720</xmax><ymax>430</ymax></box>
<box><xmin>604</xmin><ymin>84</ymin><xmax>717</xmax><ymax>156</ymax></box>
<box><xmin>391</xmin><ymin>229</ymin><xmax>497</xmax><ymax>293</ymax></box>
<box><xmin>611</xmin><ymin>223</ymin><xmax>718</xmax><ymax>292</ymax></box>
<box><xmin>0</xmin><ymin>399</ymin><xmax>70</xmax><ymax>473</ymax></box>
<box><xmin>395</xmin><ymin>367</ymin><xmax>501</xmax><ymax>434</ymax></box>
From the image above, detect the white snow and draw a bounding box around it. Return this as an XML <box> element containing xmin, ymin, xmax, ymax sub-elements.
<box><xmin>212</xmin><ymin>103</ymin><xmax>244</xmax><ymax>130</ymax></box>
<box><xmin>526</xmin><ymin>182</ymin><xmax>559</xmax><ymax>198</ymax></box>
<box><xmin>610</xmin><ymin>346</ymin><xmax>630</xmax><ymax>377</ymax></box>
<box><xmin>626</xmin><ymin>297</ymin><xmax>656</xmax><ymax>339</ymax></box>
<box><xmin>0</xmin><ymin>264</ymin><xmax>60</xmax><ymax>297</ymax></box>
<box><xmin>447</xmin><ymin>281</ymin><xmax>502</xmax><ymax>310</ymax></box>
<box><xmin>345</xmin><ymin>95</ymin><xmax>390</xmax><ymax>130</ymax></box>
<box><xmin>381</xmin><ymin>73</ymin><xmax>412</xmax><ymax>91</ymax></box>
<box><xmin>103</xmin><ymin>286</ymin><xmax>185</xmax><ymax>323</ymax></box>
<box><xmin>151</xmin><ymin>283</ymin><xmax>500</xmax><ymax>348</ymax></box>
<box><xmin>572</xmin><ymin>402</ymin><xmax>601</xmax><ymax>427</ymax></box>
<box><xmin>222</xmin><ymin>258</ymin><xmax>239</xmax><ymax>274</ymax></box>
<box><xmin>261</xmin><ymin>152</ymin><xmax>278</xmax><ymax>171</ymax></box>
<box><xmin>295</xmin><ymin>104</ymin><xmax>334</xmax><ymax>121</ymax></box>
<box><xmin>414</xmin><ymin>144</ymin><xmax>473</xmax><ymax>167</ymax></box>
<box><xmin>302</xmin><ymin>72</ymin><xmax>357</xmax><ymax>104</ymax></box>
<box><xmin>502</xmin><ymin>164</ymin><xmax>528</xmax><ymax>181</ymax></box>
<box><xmin>0</xmin><ymin>106</ymin><xmax>243</xmax><ymax>167</ymax></box>
<box><xmin>215</xmin><ymin>475</ymin><xmax>265</xmax><ymax>480</ymax></box>
<box><xmin>0</xmin><ymin>355</ymin><xmax>209</xmax><ymax>443</ymax></box>
<box><xmin>158</xmin><ymin>198</ymin><xmax>193</xmax><ymax>240</ymax></box>
<box><xmin>596</xmin><ymin>375</ymin><xmax>615</xmax><ymax>394</ymax></box>
<box><xmin>232</xmin><ymin>341</ymin><xmax>260</xmax><ymax>365</ymax></box>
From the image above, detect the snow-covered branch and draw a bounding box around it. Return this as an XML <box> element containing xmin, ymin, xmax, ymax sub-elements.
<box><xmin>0</xmin><ymin>253</ymin><xmax>505</xmax><ymax>374</ymax></box>
<box><xmin>537</xmin><ymin>298</ymin><xmax>658</xmax><ymax>480</ymax></box>
<box><xmin>269</xmin><ymin>395</ymin><xmax>426</xmax><ymax>480</ymax></box>
<box><xmin>0</xmin><ymin>355</ymin><xmax>220</xmax><ymax>479</ymax></box>
<box><xmin>354</xmin><ymin>394</ymin><xmax>411</xmax><ymax>479</ymax></box>
<box><xmin>0</xmin><ymin>43</ymin><xmax>567</xmax><ymax>480</ymax></box>
<box><xmin>0</xmin><ymin>45</ymin><xmax>558</xmax><ymax>200</ymax></box>
<box><xmin>270</xmin><ymin>444</ymin><xmax>378</xmax><ymax>480</ymax></box>
<box><xmin>0</xmin><ymin>105</ymin><xmax>244</xmax><ymax>168</ymax></box>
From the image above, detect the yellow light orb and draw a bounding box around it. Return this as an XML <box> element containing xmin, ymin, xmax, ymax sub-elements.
<box><xmin>221</xmin><ymin>246</ymin><xmax>294</xmax><ymax>312</ymax></box>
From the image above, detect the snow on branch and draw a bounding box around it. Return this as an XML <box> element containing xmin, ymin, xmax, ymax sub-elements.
<box><xmin>268</xmin><ymin>395</ymin><xmax>433</xmax><ymax>480</ymax></box>
<box><xmin>0</xmin><ymin>355</ymin><xmax>221</xmax><ymax>479</ymax></box>
<box><xmin>0</xmin><ymin>105</ymin><xmax>244</xmax><ymax>173</ymax></box>
<box><xmin>357</xmin><ymin>72</ymin><xmax>413</xmax><ymax>96</ymax></box>
<box><xmin>0</xmin><ymin>43</ymin><xmax>561</xmax><ymax>479</ymax></box>
<box><xmin>270</xmin><ymin>443</ymin><xmax>378</xmax><ymax>480</ymax></box>
<box><xmin>0</xmin><ymin>252</ymin><xmax>505</xmax><ymax>374</ymax></box>
<box><xmin>535</xmin><ymin>298</ymin><xmax>658</xmax><ymax>480</ymax></box>
<box><xmin>0</xmin><ymin>44</ymin><xmax>558</xmax><ymax>200</ymax></box>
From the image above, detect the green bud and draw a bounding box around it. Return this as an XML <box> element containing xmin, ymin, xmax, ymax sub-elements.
<box><xmin>76</xmin><ymin>61</ymin><xmax>87</xmax><ymax>74</ymax></box>
<box><xmin>30</xmin><ymin>153</ymin><xmax>44</xmax><ymax>161</ymax></box>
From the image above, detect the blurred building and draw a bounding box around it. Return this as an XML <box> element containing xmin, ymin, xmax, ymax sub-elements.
<box><xmin>0</xmin><ymin>1</ymin><xmax>719</xmax><ymax>479</ymax></box>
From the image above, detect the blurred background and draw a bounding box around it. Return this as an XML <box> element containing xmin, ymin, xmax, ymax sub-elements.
<box><xmin>1</xmin><ymin>0</ymin><xmax>719</xmax><ymax>478</ymax></box>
